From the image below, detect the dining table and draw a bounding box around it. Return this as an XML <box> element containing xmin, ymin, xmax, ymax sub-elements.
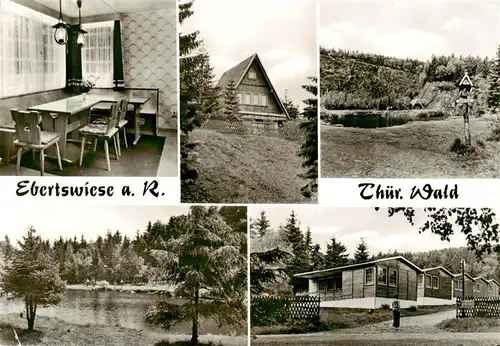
<box><xmin>28</xmin><ymin>93</ymin><xmax>149</xmax><ymax>163</ymax></box>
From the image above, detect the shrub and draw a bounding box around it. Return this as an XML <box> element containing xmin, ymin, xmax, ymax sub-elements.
<box><xmin>406</xmin><ymin>305</ymin><xmax>418</xmax><ymax>312</ymax></box>
<box><xmin>380</xmin><ymin>304</ymin><xmax>391</xmax><ymax>310</ymax></box>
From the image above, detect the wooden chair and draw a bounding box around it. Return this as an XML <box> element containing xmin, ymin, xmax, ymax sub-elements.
<box><xmin>78</xmin><ymin>103</ymin><xmax>120</xmax><ymax>171</ymax></box>
<box><xmin>93</xmin><ymin>98</ymin><xmax>129</xmax><ymax>157</ymax></box>
<box><xmin>10</xmin><ymin>109</ymin><xmax>62</xmax><ymax>176</ymax></box>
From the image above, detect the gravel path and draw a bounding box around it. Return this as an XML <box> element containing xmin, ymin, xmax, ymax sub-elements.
<box><xmin>252</xmin><ymin>310</ymin><xmax>500</xmax><ymax>345</ymax></box>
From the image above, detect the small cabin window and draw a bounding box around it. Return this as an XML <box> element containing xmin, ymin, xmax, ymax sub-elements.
<box><xmin>475</xmin><ymin>283</ymin><xmax>480</xmax><ymax>292</ymax></box>
<box><xmin>237</xmin><ymin>93</ymin><xmax>242</xmax><ymax>104</ymax></box>
<box><xmin>365</xmin><ymin>267</ymin><xmax>374</xmax><ymax>285</ymax></box>
<box><xmin>252</xmin><ymin>93</ymin><xmax>259</xmax><ymax>105</ymax></box>
<box><xmin>377</xmin><ymin>267</ymin><xmax>387</xmax><ymax>285</ymax></box>
<box><xmin>248</xmin><ymin>68</ymin><xmax>257</xmax><ymax>80</ymax></box>
<box><xmin>318</xmin><ymin>279</ymin><xmax>327</xmax><ymax>291</ymax></box>
<box><xmin>243</xmin><ymin>93</ymin><xmax>251</xmax><ymax>105</ymax></box>
<box><xmin>389</xmin><ymin>269</ymin><xmax>397</xmax><ymax>287</ymax></box>
<box><xmin>455</xmin><ymin>279</ymin><xmax>461</xmax><ymax>291</ymax></box>
<box><xmin>425</xmin><ymin>275</ymin><xmax>432</xmax><ymax>288</ymax></box>
<box><xmin>432</xmin><ymin>276</ymin><xmax>439</xmax><ymax>289</ymax></box>
<box><xmin>261</xmin><ymin>94</ymin><xmax>268</xmax><ymax>107</ymax></box>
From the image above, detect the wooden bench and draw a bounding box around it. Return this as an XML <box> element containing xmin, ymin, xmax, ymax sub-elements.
<box><xmin>0</xmin><ymin>89</ymin><xmax>69</xmax><ymax>162</ymax></box>
<box><xmin>88</xmin><ymin>88</ymin><xmax>159</xmax><ymax>137</ymax></box>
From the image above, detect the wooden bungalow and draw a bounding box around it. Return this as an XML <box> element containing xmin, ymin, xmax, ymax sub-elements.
<box><xmin>417</xmin><ymin>266</ymin><xmax>454</xmax><ymax>305</ymax></box>
<box><xmin>294</xmin><ymin>256</ymin><xmax>420</xmax><ymax>309</ymax></box>
<box><xmin>216</xmin><ymin>53</ymin><xmax>290</xmax><ymax>127</ymax></box>
<box><xmin>473</xmin><ymin>277</ymin><xmax>490</xmax><ymax>297</ymax></box>
<box><xmin>452</xmin><ymin>273</ymin><xmax>475</xmax><ymax>298</ymax></box>
<box><xmin>488</xmin><ymin>279</ymin><xmax>500</xmax><ymax>296</ymax></box>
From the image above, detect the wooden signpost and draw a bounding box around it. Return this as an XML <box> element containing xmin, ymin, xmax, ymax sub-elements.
<box><xmin>457</xmin><ymin>72</ymin><xmax>474</xmax><ymax>147</ymax></box>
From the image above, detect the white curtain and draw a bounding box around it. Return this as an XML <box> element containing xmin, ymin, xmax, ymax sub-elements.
<box><xmin>81</xmin><ymin>22</ymin><xmax>114</xmax><ymax>88</ymax></box>
<box><xmin>0</xmin><ymin>0</ymin><xmax>65</xmax><ymax>98</ymax></box>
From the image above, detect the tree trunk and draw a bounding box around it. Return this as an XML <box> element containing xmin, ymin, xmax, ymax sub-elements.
<box><xmin>464</xmin><ymin>103</ymin><xmax>471</xmax><ymax>147</ymax></box>
<box><xmin>25</xmin><ymin>299</ymin><xmax>36</xmax><ymax>331</ymax></box>
<box><xmin>191</xmin><ymin>288</ymin><xmax>199</xmax><ymax>345</ymax></box>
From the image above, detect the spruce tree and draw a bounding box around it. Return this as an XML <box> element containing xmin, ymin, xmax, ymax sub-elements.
<box><xmin>250</xmin><ymin>210</ymin><xmax>272</xmax><ymax>238</ymax></box>
<box><xmin>282</xmin><ymin>89</ymin><xmax>300</xmax><ymax>119</ymax></box>
<box><xmin>324</xmin><ymin>235</ymin><xmax>349</xmax><ymax>268</ymax></box>
<box><xmin>223</xmin><ymin>79</ymin><xmax>241</xmax><ymax>122</ymax></box>
<box><xmin>298</xmin><ymin>77</ymin><xmax>318</xmax><ymax>199</ymax></box>
<box><xmin>310</xmin><ymin>244</ymin><xmax>325</xmax><ymax>270</ymax></box>
<box><xmin>487</xmin><ymin>45</ymin><xmax>500</xmax><ymax>110</ymax></box>
<box><xmin>353</xmin><ymin>238</ymin><xmax>370</xmax><ymax>264</ymax></box>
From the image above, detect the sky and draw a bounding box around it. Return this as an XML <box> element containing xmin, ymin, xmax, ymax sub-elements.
<box><xmin>180</xmin><ymin>0</ymin><xmax>317</xmax><ymax>109</ymax></box>
<box><xmin>247</xmin><ymin>207</ymin><xmax>500</xmax><ymax>256</ymax></box>
<box><xmin>319</xmin><ymin>0</ymin><xmax>500</xmax><ymax>61</ymax></box>
<box><xmin>1</xmin><ymin>206</ymin><xmax>191</xmax><ymax>243</ymax></box>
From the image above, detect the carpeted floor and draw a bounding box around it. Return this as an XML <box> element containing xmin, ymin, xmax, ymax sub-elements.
<box><xmin>18</xmin><ymin>134</ymin><xmax>165</xmax><ymax>177</ymax></box>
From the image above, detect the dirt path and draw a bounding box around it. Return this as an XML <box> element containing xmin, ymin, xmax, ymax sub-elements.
<box><xmin>252</xmin><ymin>310</ymin><xmax>500</xmax><ymax>345</ymax></box>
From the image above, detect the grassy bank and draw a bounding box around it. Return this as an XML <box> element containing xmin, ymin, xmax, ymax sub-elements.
<box><xmin>0</xmin><ymin>314</ymin><xmax>247</xmax><ymax>346</ymax></box>
<box><xmin>183</xmin><ymin>129</ymin><xmax>312</xmax><ymax>203</ymax></box>
<box><xmin>321</xmin><ymin>115</ymin><xmax>500</xmax><ymax>178</ymax></box>
<box><xmin>437</xmin><ymin>317</ymin><xmax>500</xmax><ymax>332</ymax></box>
<box><xmin>253</xmin><ymin>305</ymin><xmax>454</xmax><ymax>335</ymax></box>
<box><xmin>66</xmin><ymin>284</ymin><xmax>174</xmax><ymax>294</ymax></box>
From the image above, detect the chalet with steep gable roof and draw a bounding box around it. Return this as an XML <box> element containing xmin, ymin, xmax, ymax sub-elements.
<box><xmin>216</xmin><ymin>53</ymin><xmax>290</xmax><ymax>126</ymax></box>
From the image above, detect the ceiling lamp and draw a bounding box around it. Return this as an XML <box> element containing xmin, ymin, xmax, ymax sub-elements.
<box><xmin>52</xmin><ymin>0</ymin><xmax>68</xmax><ymax>45</ymax></box>
<box><xmin>76</xmin><ymin>0</ymin><xmax>87</xmax><ymax>47</ymax></box>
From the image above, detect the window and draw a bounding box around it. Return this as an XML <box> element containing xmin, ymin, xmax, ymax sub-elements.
<box><xmin>243</xmin><ymin>93</ymin><xmax>251</xmax><ymax>105</ymax></box>
<box><xmin>252</xmin><ymin>93</ymin><xmax>259</xmax><ymax>105</ymax></box>
<box><xmin>377</xmin><ymin>267</ymin><xmax>387</xmax><ymax>285</ymax></box>
<box><xmin>475</xmin><ymin>283</ymin><xmax>480</xmax><ymax>292</ymax></box>
<box><xmin>432</xmin><ymin>276</ymin><xmax>439</xmax><ymax>289</ymax></box>
<box><xmin>389</xmin><ymin>269</ymin><xmax>397</xmax><ymax>287</ymax></box>
<box><xmin>318</xmin><ymin>279</ymin><xmax>326</xmax><ymax>292</ymax></box>
<box><xmin>365</xmin><ymin>267</ymin><xmax>374</xmax><ymax>285</ymax></box>
<box><xmin>425</xmin><ymin>275</ymin><xmax>432</xmax><ymax>288</ymax></box>
<box><xmin>418</xmin><ymin>275</ymin><xmax>423</xmax><ymax>287</ymax></box>
<box><xmin>237</xmin><ymin>93</ymin><xmax>242</xmax><ymax>104</ymax></box>
<box><xmin>81</xmin><ymin>21</ymin><xmax>114</xmax><ymax>87</ymax></box>
<box><xmin>0</xmin><ymin>1</ymin><xmax>65</xmax><ymax>98</ymax></box>
<box><xmin>248</xmin><ymin>68</ymin><xmax>256</xmax><ymax>80</ymax></box>
<box><xmin>261</xmin><ymin>94</ymin><xmax>268</xmax><ymax>106</ymax></box>
<box><xmin>455</xmin><ymin>280</ymin><xmax>461</xmax><ymax>291</ymax></box>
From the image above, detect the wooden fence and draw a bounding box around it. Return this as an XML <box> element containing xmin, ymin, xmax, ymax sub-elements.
<box><xmin>200</xmin><ymin>119</ymin><xmax>304</xmax><ymax>142</ymax></box>
<box><xmin>251</xmin><ymin>295</ymin><xmax>320</xmax><ymax>326</ymax></box>
<box><xmin>456</xmin><ymin>296</ymin><xmax>500</xmax><ymax>318</ymax></box>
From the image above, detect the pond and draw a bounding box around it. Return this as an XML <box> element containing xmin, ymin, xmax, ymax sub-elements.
<box><xmin>325</xmin><ymin>110</ymin><xmax>447</xmax><ymax>128</ymax></box>
<box><xmin>0</xmin><ymin>290</ymin><xmax>242</xmax><ymax>335</ymax></box>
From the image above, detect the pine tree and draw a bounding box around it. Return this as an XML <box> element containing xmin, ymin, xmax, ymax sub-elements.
<box><xmin>324</xmin><ymin>235</ymin><xmax>349</xmax><ymax>268</ymax></box>
<box><xmin>298</xmin><ymin>77</ymin><xmax>318</xmax><ymax>199</ymax></box>
<box><xmin>179</xmin><ymin>1</ymin><xmax>220</xmax><ymax>202</ymax></box>
<box><xmin>487</xmin><ymin>45</ymin><xmax>500</xmax><ymax>110</ymax></box>
<box><xmin>250</xmin><ymin>210</ymin><xmax>272</xmax><ymax>238</ymax></box>
<box><xmin>223</xmin><ymin>79</ymin><xmax>241</xmax><ymax>122</ymax></box>
<box><xmin>310</xmin><ymin>244</ymin><xmax>324</xmax><ymax>270</ymax></box>
<box><xmin>147</xmin><ymin>206</ymin><xmax>246</xmax><ymax>345</ymax></box>
<box><xmin>282</xmin><ymin>89</ymin><xmax>300</xmax><ymax>119</ymax></box>
<box><xmin>2</xmin><ymin>227</ymin><xmax>65</xmax><ymax>331</ymax></box>
<box><xmin>353</xmin><ymin>238</ymin><xmax>370</xmax><ymax>264</ymax></box>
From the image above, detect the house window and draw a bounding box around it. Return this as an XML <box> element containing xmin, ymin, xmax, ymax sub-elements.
<box><xmin>365</xmin><ymin>267</ymin><xmax>374</xmax><ymax>285</ymax></box>
<box><xmin>252</xmin><ymin>93</ymin><xmax>260</xmax><ymax>105</ymax></box>
<box><xmin>432</xmin><ymin>276</ymin><xmax>439</xmax><ymax>289</ymax></box>
<box><xmin>475</xmin><ymin>283</ymin><xmax>480</xmax><ymax>292</ymax></box>
<box><xmin>81</xmin><ymin>22</ymin><xmax>114</xmax><ymax>87</ymax></box>
<box><xmin>418</xmin><ymin>275</ymin><xmax>423</xmax><ymax>287</ymax></box>
<box><xmin>377</xmin><ymin>267</ymin><xmax>387</xmax><ymax>285</ymax></box>
<box><xmin>261</xmin><ymin>94</ymin><xmax>268</xmax><ymax>106</ymax></box>
<box><xmin>389</xmin><ymin>269</ymin><xmax>397</xmax><ymax>287</ymax></box>
<box><xmin>425</xmin><ymin>275</ymin><xmax>432</xmax><ymax>288</ymax></box>
<box><xmin>243</xmin><ymin>93</ymin><xmax>251</xmax><ymax>105</ymax></box>
<box><xmin>237</xmin><ymin>93</ymin><xmax>243</xmax><ymax>104</ymax></box>
<box><xmin>455</xmin><ymin>280</ymin><xmax>461</xmax><ymax>291</ymax></box>
<box><xmin>0</xmin><ymin>1</ymin><xmax>65</xmax><ymax>98</ymax></box>
<box><xmin>318</xmin><ymin>279</ymin><xmax>327</xmax><ymax>292</ymax></box>
<box><xmin>248</xmin><ymin>68</ymin><xmax>257</xmax><ymax>80</ymax></box>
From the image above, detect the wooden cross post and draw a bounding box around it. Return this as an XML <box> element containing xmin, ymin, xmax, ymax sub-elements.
<box><xmin>457</xmin><ymin>72</ymin><xmax>474</xmax><ymax>147</ymax></box>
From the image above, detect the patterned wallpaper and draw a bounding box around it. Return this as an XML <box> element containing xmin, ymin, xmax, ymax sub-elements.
<box><xmin>122</xmin><ymin>9</ymin><xmax>177</xmax><ymax>130</ymax></box>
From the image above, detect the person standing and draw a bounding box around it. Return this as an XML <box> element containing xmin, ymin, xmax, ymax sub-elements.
<box><xmin>392</xmin><ymin>294</ymin><xmax>401</xmax><ymax>328</ymax></box>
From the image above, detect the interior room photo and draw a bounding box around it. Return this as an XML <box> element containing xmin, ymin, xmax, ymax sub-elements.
<box><xmin>0</xmin><ymin>0</ymin><xmax>178</xmax><ymax>177</ymax></box>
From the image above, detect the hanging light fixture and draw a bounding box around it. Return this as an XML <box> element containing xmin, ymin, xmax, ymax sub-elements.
<box><xmin>76</xmin><ymin>0</ymin><xmax>87</xmax><ymax>47</ymax></box>
<box><xmin>52</xmin><ymin>0</ymin><xmax>68</xmax><ymax>45</ymax></box>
